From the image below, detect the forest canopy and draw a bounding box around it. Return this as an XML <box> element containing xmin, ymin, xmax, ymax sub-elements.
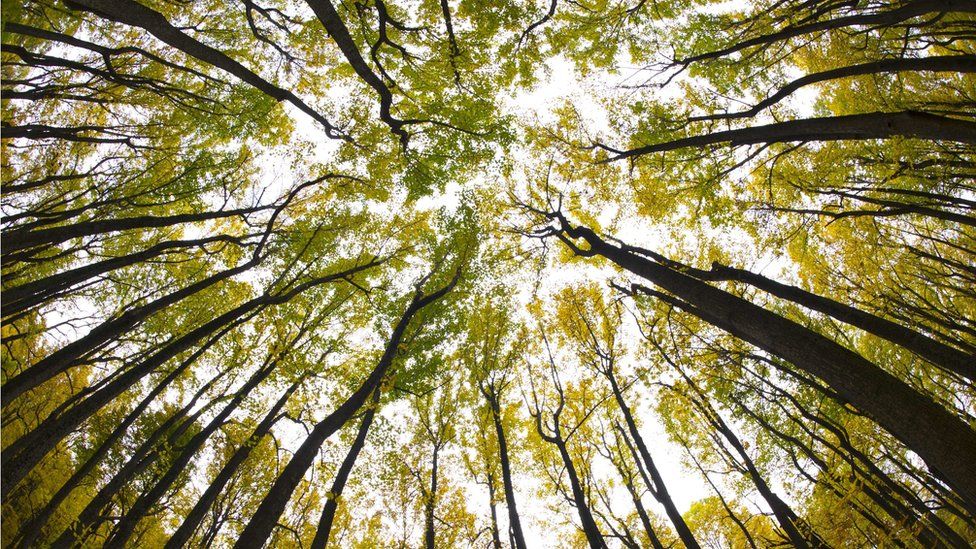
<box><xmin>2</xmin><ymin>0</ymin><xmax>975</xmax><ymax>547</ymax></box>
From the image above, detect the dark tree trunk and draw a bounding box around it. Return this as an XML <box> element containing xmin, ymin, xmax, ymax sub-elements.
<box><xmin>672</xmin><ymin>259</ymin><xmax>976</xmax><ymax>380</ymax></box>
<box><xmin>165</xmin><ymin>380</ymin><xmax>299</xmax><ymax>549</ymax></box>
<box><xmin>1</xmin><ymin>260</ymin><xmax>379</xmax><ymax>493</ymax></box>
<box><xmin>64</xmin><ymin>0</ymin><xmax>343</xmax><ymax>136</ymax></box>
<box><xmin>613</xmin><ymin>457</ymin><xmax>665</xmax><ymax>549</ymax></box>
<box><xmin>424</xmin><ymin>442</ymin><xmax>440</xmax><ymax>549</ymax></box>
<box><xmin>605</xmin><ymin>111</ymin><xmax>976</xmax><ymax>162</ymax></box>
<box><xmin>554</xmin><ymin>440</ymin><xmax>607</xmax><ymax>549</ymax></box>
<box><xmin>486</xmin><ymin>474</ymin><xmax>503</xmax><ymax>549</ymax></box>
<box><xmin>2</xmin><ymin>204</ymin><xmax>265</xmax><ymax>258</ymax></box>
<box><xmin>1</xmin><ymin>257</ymin><xmax>259</xmax><ymax>404</ymax></box>
<box><xmin>677</xmin><ymin>0</ymin><xmax>976</xmax><ymax>67</ymax></box>
<box><xmin>1</xmin><ymin>234</ymin><xmax>246</xmax><ymax>319</ymax></box>
<box><xmin>50</xmin><ymin>370</ymin><xmax>229</xmax><ymax>548</ymax></box>
<box><xmin>483</xmin><ymin>391</ymin><xmax>529</xmax><ymax>549</ymax></box>
<box><xmin>694</xmin><ymin>55</ymin><xmax>976</xmax><ymax>121</ymax></box>
<box><xmin>232</xmin><ymin>272</ymin><xmax>459</xmax><ymax>549</ymax></box>
<box><xmin>310</xmin><ymin>389</ymin><xmax>380</xmax><ymax>549</ymax></box>
<box><xmin>604</xmin><ymin>369</ymin><xmax>700</xmax><ymax>549</ymax></box>
<box><xmin>303</xmin><ymin>0</ymin><xmax>407</xmax><ymax>143</ymax></box>
<box><xmin>103</xmin><ymin>361</ymin><xmax>277</xmax><ymax>548</ymax></box>
<box><xmin>553</xmin><ymin>219</ymin><xmax>976</xmax><ymax>514</ymax></box>
<box><xmin>6</xmin><ymin>322</ymin><xmax>234</xmax><ymax>546</ymax></box>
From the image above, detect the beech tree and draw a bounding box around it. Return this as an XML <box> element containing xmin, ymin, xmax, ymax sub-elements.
<box><xmin>3</xmin><ymin>0</ymin><xmax>974</xmax><ymax>546</ymax></box>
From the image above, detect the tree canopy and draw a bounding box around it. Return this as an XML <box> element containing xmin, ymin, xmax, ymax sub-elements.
<box><xmin>2</xmin><ymin>0</ymin><xmax>975</xmax><ymax>546</ymax></box>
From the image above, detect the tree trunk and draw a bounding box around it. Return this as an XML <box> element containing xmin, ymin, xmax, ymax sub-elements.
<box><xmin>232</xmin><ymin>272</ymin><xmax>458</xmax><ymax>549</ymax></box>
<box><xmin>2</xmin><ymin>234</ymin><xmax>245</xmax><ymax>319</ymax></box>
<box><xmin>1</xmin><ymin>257</ymin><xmax>259</xmax><ymax>404</ymax></box>
<box><xmin>555</xmin><ymin>440</ymin><xmax>607</xmax><ymax>549</ymax></box>
<box><xmin>424</xmin><ymin>442</ymin><xmax>440</xmax><ymax>549</ymax></box>
<box><xmin>64</xmin><ymin>0</ymin><xmax>343</xmax><ymax>136</ymax></box>
<box><xmin>678</xmin><ymin>0</ymin><xmax>976</xmax><ymax>67</ymax></box>
<box><xmin>103</xmin><ymin>361</ymin><xmax>276</xmax><ymax>548</ymax></box>
<box><xmin>605</xmin><ymin>111</ymin><xmax>976</xmax><ymax>162</ymax></box>
<box><xmin>605</xmin><ymin>369</ymin><xmax>700</xmax><ymax>549</ymax></box>
<box><xmin>556</xmin><ymin>220</ymin><xmax>976</xmax><ymax>514</ymax></box>
<box><xmin>166</xmin><ymin>380</ymin><xmax>299</xmax><ymax>549</ymax></box>
<box><xmin>1</xmin><ymin>260</ymin><xmax>379</xmax><ymax>493</ymax></box>
<box><xmin>487</xmin><ymin>474</ymin><xmax>503</xmax><ymax>549</ymax></box>
<box><xmin>50</xmin><ymin>371</ymin><xmax>228</xmax><ymax>548</ymax></box>
<box><xmin>484</xmin><ymin>392</ymin><xmax>529</xmax><ymax>549</ymax></box>
<box><xmin>695</xmin><ymin>55</ymin><xmax>976</xmax><ymax>121</ymax></box>
<box><xmin>682</xmin><ymin>260</ymin><xmax>975</xmax><ymax>381</ymax></box>
<box><xmin>310</xmin><ymin>389</ymin><xmax>380</xmax><ymax>549</ymax></box>
<box><xmin>6</xmin><ymin>324</ymin><xmax>230</xmax><ymax>546</ymax></box>
<box><xmin>2</xmin><ymin>204</ymin><xmax>265</xmax><ymax>258</ymax></box>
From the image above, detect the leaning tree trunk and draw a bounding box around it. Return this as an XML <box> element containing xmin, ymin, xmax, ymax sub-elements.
<box><xmin>604</xmin><ymin>368</ymin><xmax>700</xmax><ymax>549</ymax></box>
<box><xmin>310</xmin><ymin>389</ymin><xmax>381</xmax><ymax>549</ymax></box>
<box><xmin>166</xmin><ymin>379</ymin><xmax>300</xmax><ymax>549</ymax></box>
<box><xmin>232</xmin><ymin>272</ymin><xmax>459</xmax><ymax>548</ymax></box>
<box><xmin>103</xmin><ymin>360</ymin><xmax>277</xmax><ymax>548</ymax></box>
<box><xmin>687</xmin><ymin>260</ymin><xmax>975</xmax><ymax>380</ymax></box>
<box><xmin>554</xmin><ymin>220</ymin><xmax>976</xmax><ymax>514</ymax></box>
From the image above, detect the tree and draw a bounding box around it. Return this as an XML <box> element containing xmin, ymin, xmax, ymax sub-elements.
<box><xmin>3</xmin><ymin>0</ymin><xmax>974</xmax><ymax>545</ymax></box>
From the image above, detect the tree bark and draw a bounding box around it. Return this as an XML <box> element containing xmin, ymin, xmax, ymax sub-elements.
<box><xmin>309</xmin><ymin>389</ymin><xmax>380</xmax><ymax>549</ymax></box>
<box><xmin>103</xmin><ymin>360</ymin><xmax>277</xmax><ymax>548</ymax></box>
<box><xmin>303</xmin><ymin>0</ymin><xmax>407</xmax><ymax>143</ymax></box>
<box><xmin>554</xmin><ymin>439</ymin><xmax>607</xmax><ymax>549</ymax></box>
<box><xmin>1</xmin><ymin>257</ymin><xmax>259</xmax><ymax>404</ymax></box>
<box><xmin>165</xmin><ymin>379</ymin><xmax>299</xmax><ymax>549</ymax></box>
<box><xmin>50</xmin><ymin>369</ymin><xmax>230</xmax><ymax>548</ymax></box>
<box><xmin>677</xmin><ymin>0</ymin><xmax>976</xmax><ymax>67</ymax></box>
<box><xmin>676</xmin><ymin>259</ymin><xmax>976</xmax><ymax>381</ymax></box>
<box><xmin>2</xmin><ymin>204</ymin><xmax>267</xmax><ymax>258</ymax></box>
<box><xmin>424</xmin><ymin>441</ymin><xmax>440</xmax><ymax>549</ymax></box>
<box><xmin>1</xmin><ymin>234</ymin><xmax>247</xmax><ymax>319</ymax></box>
<box><xmin>551</xmin><ymin>218</ymin><xmax>976</xmax><ymax>514</ymax></box>
<box><xmin>0</xmin><ymin>260</ymin><xmax>380</xmax><ymax>493</ymax></box>
<box><xmin>64</xmin><ymin>0</ymin><xmax>344</xmax><ymax>137</ymax></box>
<box><xmin>695</xmin><ymin>55</ymin><xmax>976</xmax><ymax>121</ymax></box>
<box><xmin>605</xmin><ymin>111</ymin><xmax>976</xmax><ymax>162</ymax></box>
<box><xmin>232</xmin><ymin>271</ymin><xmax>459</xmax><ymax>548</ymax></box>
<box><xmin>482</xmin><ymin>389</ymin><xmax>529</xmax><ymax>549</ymax></box>
<box><xmin>604</xmin><ymin>370</ymin><xmax>700</xmax><ymax>549</ymax></box>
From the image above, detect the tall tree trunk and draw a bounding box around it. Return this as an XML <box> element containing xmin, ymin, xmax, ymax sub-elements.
<box><xmin>1</xmin><ymin>234</ymin><xmax>245</xmax><ymax>319</ymax></box>
<box><xmin>310</xmin><ymin>389</ymin><xmax>380</xmax><ymax>549</ymax></box>
<box><xmin>554</xmin><ymin>440</ymin><xmax>607</xmax><ymax>549</ymax></box>
<box><xmin>486</xmin><ymin>473</ymin><xmax>503</xmax><ymax>549</ymax></box>
<box><xmin>611</xmin><ymin>452</ymin><xmax>665</xmax><ymax>549</ymax></box>
<box><xmin>604</xmin><ymin>111</ymin><xmax>976</xmax><ymax>162</ymax></box>
<box><xmin>695</xmin><ymin>55</ymin><xmax>976</xmax><ymax>121</ymax></box>
<box><xmin>232</xmin><ymin>271</ymin><xmax>459</xmax><ymax>549</ymax></box>
<box><xmin>50</xmin><ymin>370</ymin><xmax>229</xmax><ymax>548</ymax></box>
<box><xmin>64</xmin><ymin>0</ymin><xmax>344</xmax><ymax>136</ymax></box>
<box><xmin>303</xmin><ymin>0</ymin><xmax>408</xmax><ymax>144</ymax></box>
<box><xmin>1</xmin><ymin>260</ymin><xmax>378</xmax><ymax>493</ymax></box>
<box><xmin>1</xmin><ymin>257</ymin><xmax>259</xmax><ymax>404</ymax></box>
<box><xmin>483</xmin><ymin>391</ymin><xmax>529</xmax><ymax>549</ymax></box>
<box><xmin>677</xmin><ymin>0</ymin><xmax>976</xmax><ymax>67</ymax></box>
<box><xmin>7</xmin><ymin>321</ymin><xmax>236</xmax><ymax>546</ymax></box>
<box><xmin>103</xmin><ymin>360</ymin><xmax>277</xmax><ymax>548</ymax></box>
<box><xmin>604</xmin><ymin>369</ymin><xmax>700</xmax><ymax>549</ymax></box>
<box><xmin>2</xmin><ymin>205</ymin><xmax>266</xmax><ymax>258</ymax></box>
<box><xmin>683</xmin><ymin>260</ymin><xmax>976</xmax><ymax>381</ymax></box>
<box><xmin>552</xmin><ymin>218</ymin><xmax>976</xmax><ymax>513</ymax></box>
<box><xmin>424</xmin><ymin>441</ymin><xmax>441</xmax><ymax>549</ymax></box>
<box><xmin>166</xmin><ymin>380</ymin><xmax>300</xmax><ymax>549</ymax></box>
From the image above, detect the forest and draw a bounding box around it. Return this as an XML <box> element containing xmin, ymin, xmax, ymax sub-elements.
<box><xmin>1</xmin><ymin>0</ymin><xmax>975</xmax><ymax>546</ymax></box>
